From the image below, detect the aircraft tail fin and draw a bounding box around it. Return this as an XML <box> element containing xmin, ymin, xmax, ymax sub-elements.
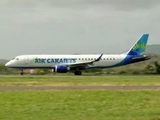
<box><xmin>127</xmin><ymin>34</ymin><xmax>149</xmax><ymax>56</ymax></box>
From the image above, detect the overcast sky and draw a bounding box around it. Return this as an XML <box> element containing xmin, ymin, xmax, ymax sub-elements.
<box><xmin>0</xmin><ymin>0</ymin><xmax>160</xmax><ymax>59</ymax></box>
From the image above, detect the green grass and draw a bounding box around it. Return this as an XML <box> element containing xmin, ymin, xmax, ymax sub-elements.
<box><xmin>0</xmin><ymin>90</ymin><xmax>160</xmax><ymax>120</ymax></box>
<box><xmin>0</xmin><ymin>75</ymin><xmax>160</xmax><ymax>86</ymax></box>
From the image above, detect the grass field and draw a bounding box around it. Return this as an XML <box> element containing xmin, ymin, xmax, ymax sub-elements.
<box><xmin>0</xmin><ymin>90</ymin><xmax>160</xmax><ymax>120</ymax></box>
<box><xmin>0</xmin><ymin>75</ymin><xmax>160</xmax><ymax>86</ymax></box>
<box><xmin>0</xmin><ymin>76</ymin><xmax>160</xmax><ymax>120</ymax></box>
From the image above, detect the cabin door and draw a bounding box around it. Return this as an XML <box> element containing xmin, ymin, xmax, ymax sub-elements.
<box><xmin>24</xmin><ymin>56</ymin><xmax>29</xmax><ymax>65</ymax></box>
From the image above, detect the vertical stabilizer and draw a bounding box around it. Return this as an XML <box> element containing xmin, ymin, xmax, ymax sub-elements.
<box><xmin>127</xmin><ymin>34</ymin><xmax>149</xmax><ymax>56</ymax></box>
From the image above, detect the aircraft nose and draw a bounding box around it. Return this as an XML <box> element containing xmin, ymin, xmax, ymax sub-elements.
<box><xmin>5</xmin><ymin>61</ymin><xmax>12</xmax><ymax>67</ymax></box>
<box><xmin>5</xmin><ymin>62</ymin><xmax>10</xmax><ymax>67</ymax></box>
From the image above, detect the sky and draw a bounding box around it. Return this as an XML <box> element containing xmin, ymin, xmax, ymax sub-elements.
<box><xmin>0</xmin><ymin>0</ymin><xmax>160</xmax><ymax>59</ymax></box>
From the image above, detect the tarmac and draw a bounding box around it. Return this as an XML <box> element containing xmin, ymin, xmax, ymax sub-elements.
<box><xmin>0</xmin><ymin>86</ymin><xmax>160</xmax><ymax>91</ymax></box>
<box><xmin>0</xmin><ymin>75</ymin><xmax>160</xmax><ymax>91</ymax></box>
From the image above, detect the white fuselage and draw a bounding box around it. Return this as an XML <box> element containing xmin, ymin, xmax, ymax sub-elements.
<box><xmin>6</xmin><ymin>54</ymin><xmax>127</xmax><ymax>69</ymax></box>
<box><xmin>5</xmin><ymin>34</ymin><xmax>150</xmax><ymax>75</ymax></box>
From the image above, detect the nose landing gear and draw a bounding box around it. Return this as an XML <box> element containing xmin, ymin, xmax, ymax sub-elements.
<box><xmin>20</xmin><ymin>70</ymin><xmax>24</xmax><ymax>75</ymax></box>
<box><xmin>19</xmin><ymin>68</ymin><xmax>24</xmax><ymax>75</ymax></box>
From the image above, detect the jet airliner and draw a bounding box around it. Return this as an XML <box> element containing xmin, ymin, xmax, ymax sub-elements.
<box><xmin>5</xmin><ymin>34</ymin><xmax>151</xmax><ymax>75</ymax></box>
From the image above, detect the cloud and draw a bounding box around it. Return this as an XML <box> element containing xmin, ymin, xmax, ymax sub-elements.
<box><xmin>0</xmin><ymin>0</ymin><xmax>160</xmax><ymax>59</ymax></box>
<box><xmin>1</xmin><ymin>0</ymin><xmax>160</xmax><ymax>11</ymax></box>
<box><xmin>107</xmin><ymin>0</ymin><xmax>160</xmax><ymax>11</ymax></box>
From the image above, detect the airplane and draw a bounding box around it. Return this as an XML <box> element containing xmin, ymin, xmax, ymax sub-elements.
<box><xmin>5</xmin><ymin>34</ymin><xmax>151</xmax><ymax>75</ymax></box>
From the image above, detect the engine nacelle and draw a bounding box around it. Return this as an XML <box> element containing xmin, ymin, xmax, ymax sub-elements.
<box><xmin>53</xmin><ymin>65</ymin><xmax>70</xmax><ymax>73</ymax></box>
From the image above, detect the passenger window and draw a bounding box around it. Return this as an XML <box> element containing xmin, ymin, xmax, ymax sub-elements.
<box><xmin>88</xmin><ymin>58</ymin><xmax>90</xmax><ymax>60</ymax></box>
<box><xmin>103</xmin><ymin>58</ymin><xmax>105</xmax><ymax>60</ymax></box>
<box><xmin>16</xmin><ymin>58</ymin><xmax>19</xmax><ymax>60</ymax></box>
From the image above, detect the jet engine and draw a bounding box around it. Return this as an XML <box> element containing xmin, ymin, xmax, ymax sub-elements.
<box><xmin>53</xmin><ymin>65</ymin><xmax>70</xmax><ymax>73</ymax></box>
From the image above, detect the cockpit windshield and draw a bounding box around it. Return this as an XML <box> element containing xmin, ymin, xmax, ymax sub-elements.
<box><xmin>12</xmin><ymin>58</ymin><xmax>19</xmax><ymax>60</ymax></box>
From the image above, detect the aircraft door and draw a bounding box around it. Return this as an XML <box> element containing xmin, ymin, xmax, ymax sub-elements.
<box><xmin>24</xmin><ymin>56</ymin><xmax>29</xmax><ymax>65</ymax></box>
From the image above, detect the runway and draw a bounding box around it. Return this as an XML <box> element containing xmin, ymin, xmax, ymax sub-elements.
<box><xmin>0</xmin><ymin>86</ymin><xmax>160</xmax><ymax>90</ymax></box>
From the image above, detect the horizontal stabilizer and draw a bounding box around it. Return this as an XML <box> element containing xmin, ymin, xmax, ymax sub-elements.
<box><xmin>132</xmin><ymin>55</ymin><xmax>151</xmax><ymax>61</ymax></box>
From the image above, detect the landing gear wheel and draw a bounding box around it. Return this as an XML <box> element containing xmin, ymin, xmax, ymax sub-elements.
<box><xmin>20</xmin><ymin>71</ymin><xmax>24</xmax><ymax>75</ymax></box>
<box><xmin>74</xmin><ymin>71</ymin><xmax>82</xmax><ymax>75</ymax></box>
<box><xmin>77</xmin><ymin>71</ymin><xmax>82</xmax><ymax>75</ymax></box>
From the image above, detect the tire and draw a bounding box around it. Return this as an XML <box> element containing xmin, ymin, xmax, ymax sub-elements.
<box><xmin>20</xmin><ymin>72</ymin><xmax>24</xmax><ymax>75</ymax></box>
<box><xmin>74</xmin><ymin>71</ymin><xmax>82</xmax><ymax>75</ymax></box>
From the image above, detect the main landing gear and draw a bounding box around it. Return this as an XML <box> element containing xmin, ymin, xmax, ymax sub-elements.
<box><xmin>74</xmin><ymin>71</ymin><xmax>82</xmax><ymax>75</ymax></box>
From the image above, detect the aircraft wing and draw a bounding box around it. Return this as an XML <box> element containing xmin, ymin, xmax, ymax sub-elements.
<box><xmin>66</xmin><ymin>54</ymin><xmax>103</xmax><ymax>68</ymax></box>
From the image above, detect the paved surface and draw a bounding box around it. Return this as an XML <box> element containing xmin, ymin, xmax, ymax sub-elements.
<box><xmin>0</xmin><ymin>86</ymin><xmax>160</xmax><ymax>90</ymax></box>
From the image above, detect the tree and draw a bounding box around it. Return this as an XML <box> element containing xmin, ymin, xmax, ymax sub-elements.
<box><xmin>154</xmin><ymin>62</ymin><xmax>160</xmax><ymax>74</ymax></box>
<box><xmin>0</xmin><ymin>64</ymin><xmax>17</xmax><ymax>74</ymax></box>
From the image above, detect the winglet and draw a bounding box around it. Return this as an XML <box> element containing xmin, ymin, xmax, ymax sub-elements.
<box><xmin>95</xmin><ymin>54</ymin><xmax>103</xmax><ymax>62</ymax></box>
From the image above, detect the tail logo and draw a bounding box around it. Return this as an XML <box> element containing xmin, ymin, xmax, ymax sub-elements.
<box><xmin>132</xmin><ymin>42</ymin><xmax>146</xmax><ymax>55</ymax></box>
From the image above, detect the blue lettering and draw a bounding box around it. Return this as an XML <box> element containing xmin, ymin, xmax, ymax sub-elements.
<box><xmin>55</xmin><ymin>59</ymin><xmax>59</xmax><ymax>63</ymax></box>
<box><xmin>38</xmin><ymin>59</ymin><xmax>41</xmax><ymax>63</ymax></box>
<box><xmin>64</xmin><ymin>59</ymin><xmax>68</xmax><ymax>63</ymax></box>
<box><xmin>59</xmin><ymin>59</ymin><xmax>63</xmax><ymax>63</ymax></box>
<box><xmin>71</xmin><ymin>59</ymin><xmax>73</xmax><ymax>63</ymax></box>
<box><xmin>70</xmin><ymin>58</ymin><xmax>76</xmax><ymax>63</ymax></box>
<box><xmin>51</xmin><ymin>59</ymin><xmax>54</xmax><ymax>63</ymax></box>
<box><xmin>35</xmin><ymin>58</ymin><xmax>77</xmax><ymax>64</ymax></box>
<box><xmin>73</xmin><ymin>59</ymin><xmax>76</xmax><ymax>63</ymax></box>
<box><xmin>47</xmin><ymin>59</ymin><xmax>51</xmax><ymax>63</ymax></box>
<box><xmin>41</xmin><ymin>59</ymin><xmax>46</xmax><ymax>63</ymax></box>
<box><xmin>35</xmin><ymin>59</ymin><xmax>39</xmax><ymax>63</ymax></box>
<box><xmin>69</xmin><ymin>59</ymin><xmax>71</xmax><ymax>63</ymax></box>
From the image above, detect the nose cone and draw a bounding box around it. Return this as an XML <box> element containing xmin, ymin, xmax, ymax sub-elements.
<box><xmin>5</xmin><ymin>61</ymin><xmax>13</xmax><ymax>67</ymax></box>
<box><xmin>5</xmin><ymin>62</ymin><xmax>10</xmax><ymax>67</ymax></box>
<box><xmin>5</xmin><ymin>60</ymin><xmax>17</xmax><ymax>68</ymax></box>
